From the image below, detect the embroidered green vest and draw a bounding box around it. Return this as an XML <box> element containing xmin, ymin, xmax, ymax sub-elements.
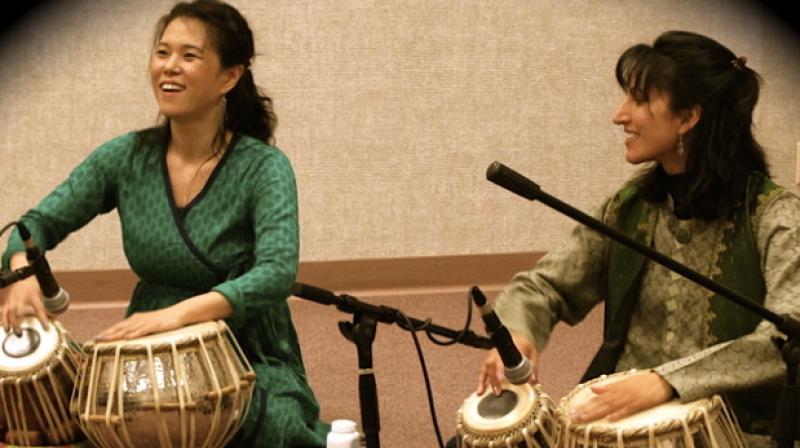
<box><xmin>603</xmin><ymin>172</ymin><xmax>781</xmax><ymax>435</ymax></box>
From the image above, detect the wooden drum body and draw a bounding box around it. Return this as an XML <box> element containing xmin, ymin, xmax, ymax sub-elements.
<box><xmin>0</xmin><ymin>316</ymin><xmax>82</xmax><ymax>446</ymax></box>
<box><xmin>559</xmin><ymin>371</ymin><xmax>747</xmax><ymax>448</ymax></box>
<box><xmin>456</xmin><ymin>382</ymin><xmax>561</xmax><ymax>448</ymax></box>
<box><xmin>73</xmin><ymin>320</ymin><xmax>256</xmax><ymax>448</ymax></box>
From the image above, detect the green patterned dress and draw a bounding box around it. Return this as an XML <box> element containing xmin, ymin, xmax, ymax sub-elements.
<box><xmin>2</xmin><ymin>129</ymin><xmax>329</xmax><ymax>447</ymax></box>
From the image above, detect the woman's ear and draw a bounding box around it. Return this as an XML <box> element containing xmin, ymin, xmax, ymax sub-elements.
<box><xmin>220</xmin><ymin>64</ymin><xmax>245</xmax><ymax>95</ymax></box>
<box><xmin>679</xmin><ymin>105</ymin><xmax>702</xmax><ymax>134</ymax></box>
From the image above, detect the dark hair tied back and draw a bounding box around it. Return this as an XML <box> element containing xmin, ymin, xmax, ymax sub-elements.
<box><xmin>154</xmin><ymin>0</ymin><xmax>277</xmax><ymax>144</ymax></box>
<box><xmin>615</xmin><ymin>31</ymin><xmax>768</xmax><ymax>220</ymax></box>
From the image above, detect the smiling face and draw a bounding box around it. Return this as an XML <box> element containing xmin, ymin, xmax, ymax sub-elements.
<box><xmin>149</xmin><ymin>17</ymin><xmax>241</xmax><ymax>123</ymax></box>
<box><xmin>611</xmin><ymin>89</ymin><xmax>694</xmax><ymax>174</ymax></box>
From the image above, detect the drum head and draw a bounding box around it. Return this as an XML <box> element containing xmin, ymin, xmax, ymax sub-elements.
<box><xmin>86</xmin><ymin>320</ymin><xmax>224</xmax><ymax>352</ymax></box>
<box><xmin>461</xmin><ymin>382</ymin><xmax>538</xmax><ymax>432</ymax></box>
<box><xmin>0</xmin><ymin>316</ymin><xmax>61</xmax><ymax>374</ymax></box>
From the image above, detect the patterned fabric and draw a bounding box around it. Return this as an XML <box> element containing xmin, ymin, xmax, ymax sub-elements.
<box><xmin>2</xmin><ymin>130</ymin><xmax>329</xmax><ymax>447</ymax></box>
<box><xmin>494</xmin><ymin>176</ymin><xmax>800</xmax><ymax>442</ymax></box>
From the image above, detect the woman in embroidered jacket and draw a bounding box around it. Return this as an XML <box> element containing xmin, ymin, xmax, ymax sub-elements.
<box><xmin>0</xmin><ymin>1</ymin><xmax>328</xmax><ymax>446</ymax></box>
<box><xmin>476</xmin><ymin>31</ymin><xmax>800</xmax><ymax>445</ymax></box>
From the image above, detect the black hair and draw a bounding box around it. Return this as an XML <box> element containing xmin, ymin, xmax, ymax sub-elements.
<box><xmin>153</xmin><ymin>0</ymin><xmax>276</xmax><ymax>147</ymax></box>
<box><xmin>616</xmin><ymin>31</ymin><xmax>768</xmax><ymax>220</ymax></box>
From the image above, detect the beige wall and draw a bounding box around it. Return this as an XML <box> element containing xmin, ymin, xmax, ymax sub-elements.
<box><xmin>0</xmin><ymin>0</ymin><xmax>798</xmax><ymax>271</ymax></box>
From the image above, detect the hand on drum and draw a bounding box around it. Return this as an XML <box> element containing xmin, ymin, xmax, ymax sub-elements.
<box><xmin>570</xmin><ymin>371</ymin><xmax>674</xmax><ymax>423</ymax></box>
<box><xmin>477</xmin><ymin>332</ymin><xmax>539</xmax><ymax>396</ymax></box>
<box><xmin>95</xmin><ymin>307</ymin><xmax>185</xmax><ymax>341</ymax></box>
<box><xmin>2</xmin><ymin>273</ymin><xmax>50</xmax><ymax>335</ymax></box>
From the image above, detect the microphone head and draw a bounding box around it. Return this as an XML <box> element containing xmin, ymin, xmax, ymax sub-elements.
<box><xmin>470</xmin><ymin>286</ymin><xmax>487</xmax><ymax>307</ymax></box>
<box><xmin>504</xmin><ymin>356</ymin><xmax>533</xmax><ymax>385</ymax></box>
<box><xmin>485</xmin><ymin>162</ymin><xmax>541</xmax><ymax>201</ymax></box>
<box><xmin>43</xmin><ymin>288</ymin><xmax>70</xmax><ymax>315</ymax></box>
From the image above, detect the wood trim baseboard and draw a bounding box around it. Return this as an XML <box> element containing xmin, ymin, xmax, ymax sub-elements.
<box><xmin>55</xmin><ymin>251</ymin><xmax>544</xmax><ymax>304</ymax></box>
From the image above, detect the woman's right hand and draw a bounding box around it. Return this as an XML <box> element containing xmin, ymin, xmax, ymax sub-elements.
<box><xmin>1</xmin><ymin>254</ymin><xmax>49</xmax><ymax>334</ymax></box>
<box><xmin>477</xmin><ymin>332</ymin><xmax>540</xmax><ymax>395</ymax></box>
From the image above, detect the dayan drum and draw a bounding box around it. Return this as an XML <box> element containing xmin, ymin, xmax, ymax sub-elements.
<box><xmin>456</xmin><ymin>382</ymin><xmax>561</xmax><ymax>448</ymax></box>
<box><xmin>0</xmin><ymin>316</ymin><xmax>83</xmax><ymax>446</ymax></box>
<box><xmin>559</xmin><ymin>371</ymin><xmax>747</xmax><ymax>448</ymax></box>
<box><xmin>73</xmin><ymin>320</ymin><xmax>256</xmax><ymax>448</ymax></box>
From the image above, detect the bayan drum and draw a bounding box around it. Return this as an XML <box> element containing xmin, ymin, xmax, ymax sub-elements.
<box><xmin>559</xmin><ymin>371</ymin><xmax>747</xmax><ymax>448</ymax></box>
<box><xmin>73</xmin><ymin>320</ymin><xmax>256</xmax><ymax>448</ymax></box>
<box><xmin>0</xmin><ymin>316</ymin><xmax>82</xmax><ymax>446</ymax></box>
<box><xmin>456</xmin><ymin>382</ymin><xmax>561</xmax><ymax>448</ymax></box>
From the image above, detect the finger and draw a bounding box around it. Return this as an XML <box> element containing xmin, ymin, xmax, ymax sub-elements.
<box><xmin>573</xmin><ymin>401</ymin><xmax>611</xmax><ymax>423</ymax></box>
<box><xmin>2</xmin><ymin>307</ymin><xmax>9</xmax><ymax>333</ymax></box>
<box><xmin>8</xmin><ymin>307</ymin><xmax>21</xmax><ymax>336</ymax></box>
<box><xmin>590</xmin><ymin>383</ymin><xmax>611</xmax><ymax>394</ymax></box>
<box><xmin>492</xmin><ymin>369</ymin><xmax>504</xmax><ymax>396</ymax></box>
<box><xmin>477</xmin><ymin>370</ymin><xmax>488</xmax><ymax>395</ymax></box>
<box><xmin>31</xmin><ymin>300</ymin><xmax>50</xmax><ymax>331</ymax></box>
<box><xmin>606</xmin><ymin>406</ymin><xmax>633</xmax><ymax>422</ymax></box>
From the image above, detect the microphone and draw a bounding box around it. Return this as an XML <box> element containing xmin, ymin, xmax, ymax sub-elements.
<box><xmin>485</xmin><ymin>162</ymin><xmax>542</xmax><ymax>201</ymax></box>
<box><xmin>16</xmin><ymin>222</ymin><xmax>70</xmax><ymax>315</ymax></box>
<box><xmin>470</xmin><ymin>285</ymin><xmax>533</xmax><ymax>384</ymax></box>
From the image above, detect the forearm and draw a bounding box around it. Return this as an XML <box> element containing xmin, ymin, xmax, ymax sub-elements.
<box><xmin>171</xmin><ymin>291</ymin><xmax>234</xmax><ymax>326</ymax></box>
<box><xmin>655</xmin><ymin>323</ymin><xmax>784</xmax><ymax>401</ymax></box>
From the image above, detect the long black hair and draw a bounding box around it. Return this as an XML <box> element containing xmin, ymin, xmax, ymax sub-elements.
<box><xmin>616</xmin><ymin>31</ymin><xmax>768</xmax><ymax>220</ymax></box>
<box><xmin>152</xmin><ymin>0</ymin><xmax>277</xmax><ymax>147</ymax></box>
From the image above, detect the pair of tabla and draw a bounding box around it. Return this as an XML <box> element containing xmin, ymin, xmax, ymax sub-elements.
<box><xmin>0</xmin><ymin>317</ymin><xmax>255</xmax><ymax>448</ymax></box>
<box><xmin>456</xmin><ymin>370</ymin><xmax>747</xmax><ymax>448</ymax></box>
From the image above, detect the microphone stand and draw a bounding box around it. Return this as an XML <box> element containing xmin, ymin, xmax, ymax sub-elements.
<box><xmin>486</xmin><ymin>161</ymin><xmax>800</xmax><ymax>447</ymax></box>
<box><xmin>0</xmin><ymin>266</ymin><xmax>35</xmax><ymax>289</ymax></box>
<box><xmin>291</xmin><ymin>282</ymin><xmax>492</xmax><ymax>448</ymax></box>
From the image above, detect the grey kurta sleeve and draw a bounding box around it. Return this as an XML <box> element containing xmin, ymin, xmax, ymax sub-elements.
<box><xmin>655</xmin><ymin>191</ymin><xmax>800</xmax><ymax>400</ymax></box>
<box><xmin>494</xmin><ymin>200</ymin><xmax>612</xmax><ymax>352</ymax></box>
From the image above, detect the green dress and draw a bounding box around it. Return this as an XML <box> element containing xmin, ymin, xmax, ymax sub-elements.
<box><xmin>2</xmin><ymin>129</ymin><xmax>329</xmax><ymax>447</ymax></box>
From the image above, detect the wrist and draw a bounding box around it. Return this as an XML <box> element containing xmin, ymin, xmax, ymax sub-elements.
<box><xmin>9</xmin><ymin>253</ymin><xmax>28</xmax><ymax>270</ymax></box>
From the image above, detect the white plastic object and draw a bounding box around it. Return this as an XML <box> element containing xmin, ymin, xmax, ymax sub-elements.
<box><xmin>326</xmin><ymin>419</ymin><xmax>360</xmax><ymax>448</ymax></box>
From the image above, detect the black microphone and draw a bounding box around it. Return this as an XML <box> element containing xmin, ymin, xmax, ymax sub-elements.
<box><xmin>485</xmin><ymin>162</ymin><xmax>542</xmax><ymax>201</ymax></box>
<box><xmin>16</xmin><ymin>222</ymin><xmax>70</xmax><ymax>315</ymax></box>
<box><xmin>470</xmin><ymin>285</ymin><xmax>533</xmax><ymax>384</ymax></box>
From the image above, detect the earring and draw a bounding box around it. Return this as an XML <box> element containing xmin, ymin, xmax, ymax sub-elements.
<box><xmin>677</xmin><ymin>134</ymin><xmax>685</xmax><ymax>156</ymax></box>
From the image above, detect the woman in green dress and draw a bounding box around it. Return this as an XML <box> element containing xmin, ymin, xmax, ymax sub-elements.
<box><xmin>1</xmin><ymin>1</ymin><xmax>328</xmax><ymax>446</ymax></box>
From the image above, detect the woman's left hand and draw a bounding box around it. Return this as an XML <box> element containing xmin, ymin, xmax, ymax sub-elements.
<box><xmin>570</xmin><ymin>372</ymin><xmax>675</xmax><ymax>424</ymax></box>
<box><xmin>95</xmin><ymin>307</ymin><xmax>186</xmax><ymax>341</ymax></box>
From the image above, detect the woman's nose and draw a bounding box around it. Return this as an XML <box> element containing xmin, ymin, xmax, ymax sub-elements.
<box><xmin>612</xmin><ymin>98</ymin><xmax>630</xmax><ymax>125</ymax></box>
<box><xmin>163</xmin><ymin>55</ymin><xmax>181</xmax><ymax>74</ymax></box>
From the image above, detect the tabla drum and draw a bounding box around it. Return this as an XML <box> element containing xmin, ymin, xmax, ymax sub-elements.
<box><xmin>559</xmin><ymin>370</ymin><xmax>747</xmax><ymax>448</ymax></box>
<box><xmin>72</xmin><ymin>320</ymin><xmax>256</xmax><ymax>448</ymax></box>
<box><xmin>0</xmin><ymin>316</ymin><xmax>83</xmax><ymax>446</ymax></box>
<box><xmin>456</xmin><ymin>382</ymin><xmax>561</xmax><ymax>448</ymax></box>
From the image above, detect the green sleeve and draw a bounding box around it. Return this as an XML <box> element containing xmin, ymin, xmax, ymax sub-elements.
<box><xmin>2</xmin><ymin>134</ymin><xmax>129</xmax><ymax>269</ymax></box>
<box><xmin>213</xmin><ymin>150</ymin><xmax>299</xmax><ymax>326</ymax></box>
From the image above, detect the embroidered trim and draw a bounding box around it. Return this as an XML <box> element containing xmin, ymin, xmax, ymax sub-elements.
<box><xmin>637</xmin><ymin>203</ymin><xmax>658</xmax><ymax>236</ymax></box>
<box><xmin>704</xmin><ymin>220</ymin><xmax>733</xmax><ymax>346</ymax></box>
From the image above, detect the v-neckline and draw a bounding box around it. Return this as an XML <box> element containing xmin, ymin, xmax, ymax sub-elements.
<box><xmin>161</xmin><ymin>133</ymin><xmax>239</xmax><ymax>217</ymax></box>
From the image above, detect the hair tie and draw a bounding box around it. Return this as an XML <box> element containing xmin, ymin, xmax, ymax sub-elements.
<box><xmin>731</xmin><ymin>56</ymin><xmax>747</xmax><ymax>71</ymax></box>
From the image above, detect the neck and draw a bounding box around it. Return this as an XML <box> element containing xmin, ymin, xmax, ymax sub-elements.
<box><xmin>168</xmin><ymin>104</ymin><xmax>226</xmax><ymax>160</ymax></box>
<box><xmin>658</xmin><ymin>152</ymin><xmax>687</xmax><ymax>175</ymax></box>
